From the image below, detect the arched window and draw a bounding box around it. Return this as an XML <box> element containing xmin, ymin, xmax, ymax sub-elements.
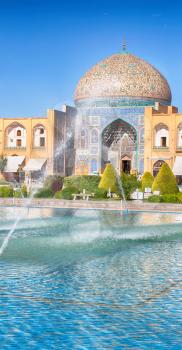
<box><xmin>91</xmin><ymin>159</ymin><xmax>98</xmax><ymax>173</ymax></box>
<box><xmin>17</xmin><ymin>130</ymin><xmax>21</xmax><ymax>137</ymax></box>
<box><xmin>120</xmin><ymin>133</ymin><xmax>129</xmax><ymax>153</ymax></box>
<box><xmin>154</xmin><ymin>123</ymin><xmax>169</xmax><ymax>147</ymax></box>
<box><xmin>91</xmin><ymin>129</ymin><xmax>98</xmax><ymax>144</ymax></box>
<box><xmin>80</xmin><ymin>129</ymin><xmax>88</xmax><ymax>149</ymax></box>
<box><xmin>34</xmin><ymin>124</ymin><xmax>46</xmax><ymax>148</ymax></box>
<box><xmin>153</xmin><ymin>160</ymin><xmax>165</xmax><ymax>177</ymax></box>
<box><xmin>5</xmin><ymin>122</ymin><xmax>26</xmax><ymax>148</ymax></box>
<box><xmin>177</xmin><ymin>123</ymin><xmax>182</xmax><ymax>147</ymax></box>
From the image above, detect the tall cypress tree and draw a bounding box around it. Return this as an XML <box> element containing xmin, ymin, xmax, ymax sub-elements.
<box><xmin>152</xmin><ymin>163</ymin><xmax>178</xmax><ymax>194</ymax></box>
<box><xmin>141</xmin><ymin>172</ymin><xmax>154</xmax><ymax>192</ymax></box>
<box><xmin>99</xmin><ymin>163</ymin><xmax>118</xmax><ymax>193</ymax></box>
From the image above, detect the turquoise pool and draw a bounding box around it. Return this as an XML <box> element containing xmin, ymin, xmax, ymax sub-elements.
<box><xmin>0</xmin><ymin>207</ymin><xmax>182</xmax><ymax>349</ymax></box>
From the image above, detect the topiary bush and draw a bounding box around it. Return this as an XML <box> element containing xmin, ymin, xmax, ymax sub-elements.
<box><xmin>148</xmin><ymin>195</ymin><xmax>162</xmax><ymax>203</ymax></box>
<box><xmin>177</xmin><ymin>192</ymin><xmax>182</xmax><ymax>203</ymax></box>
<box><xmin>141</xmin><ymin>172</ymin><xmax>154</xmax><ymax>192</ymax></box>
<box><xmin>152</xmin><ymin>163</ymin><xmax>179</xmax><ymax>194</ymax></box>
<box><xmin>64</xmin><ymin>175</ymin><xmax>100</xmax><ymax>193</ymax></box>
<box><xmin>93</xmin><ymin>188</ymin><xmax>107</xmax><ymax>199</ymax></box>
<box><xmin>0</xmin><ymin>186</ymin><xmax>13</xmax><ymax>197</ymax></box>
<box><xmin>121</xmin><ymin>173</ymin><xmax>141</xmax><ymax>199</ymax></box>
<box><xmin>148</xmin><ymin>193</ymin><xmax>182</xmax><ymax>203</ymax></box>
<box><xmin>99</xmin><ymin>163</ymin><xmax>118</xmax><ymax>193</ymax></box>
<box><xmin>21</xmin><ymin>184</ymin><xmax>28</xmax><ymax>197</ymax></box>
<box><xmin>55</xmin><ymin>186</ymin><xmax>79</xmax><ymax>200</ymax></box>
<box><xmin>44</xmin><ymin>175</ymin><xmax>64</xmax><ymax>195</ymax></box>
<box><xmin>161</xmin><ymin>194</ymin><xmax>180</xmax><ymax>203</ymax></box>
<box><xmin>14</xmin><ymin>190</ymin><xmax>22</xmax><ymax>198</ymax></box>
<box><xmin>34</xmin><ymin>188</ymin><xmax>53</xmax><ymax>198</ymax></box>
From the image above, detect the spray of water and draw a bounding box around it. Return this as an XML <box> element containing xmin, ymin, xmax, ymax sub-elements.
<box><xmin>0</xmin><ymin>212</ymin><xmax>24</xmax><ymax>256</ymax></box>
<box><xmin>0</xmin><ymin>186</ymin><xmax>37</xmax><ymax>256</ymax></box>
<box><xmin>115</xmin><ymin>170</ymin><xmax>128</xmax><ymax>213</ymax></box>
<box><xmin>0</xmin><ymin>110</ymin><xmax>74</xmax><ymax>257</ymax></box>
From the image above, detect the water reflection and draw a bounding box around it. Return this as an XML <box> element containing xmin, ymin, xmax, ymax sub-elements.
<box><xmin>0</xmin><ymin>208</ymin><xmax>182</xmax><ymax>349</ymax></box>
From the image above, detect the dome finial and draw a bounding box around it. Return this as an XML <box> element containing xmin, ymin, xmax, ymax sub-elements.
<box><xmin>122</xmin><ymin>35</ymin><xmax>126</xmax><ymax>52</ymax></box>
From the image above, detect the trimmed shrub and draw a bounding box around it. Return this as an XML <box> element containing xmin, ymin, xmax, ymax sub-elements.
<box><xmin>141</xmin><ymin>172</ymin><xmax>154</xmax><ymax>192</ymax></box>
<box><xmin>121</xmin><ymin>173</ymin><xmax>141</xmax><ymax>199</ymax></box>
<box><xmin>152</xmin><ymin>163</ymin><xmax>178</xmax><ymax>194</ymax></box>
<box><xmin>44</xmin><ymin>175</ymin><xmax>64</xmax><ymax>195</ymax></box>
<box><xmin>0</xmin><ymin>186</ymin><xmax>13</xmax><ymax>197</ymax></box>
<box><xmin>14</xmin><ymin>185</ymin><xmax>27</xmax><ymax>198</ymax></box>
<box><xmin>148</xmin><ymin>193</ymin><xmax>182</xmax><ymax>203</ymax></box>
<box><xmin>21</xmin><ymin>184</ymin><xmax>28</xmax><ymax>197</ymax></box>
<box><xmin>55</xmin><ymin>186</ymin><xmax>78</xmax><ymax>200</ymax></box>
<box><xmin>64</xmin><ymin>175</ymin><xmax>100</xmax><ymax>193</ymax></box>
<box><xmin>161</xmin><ymin>194</ymin><xmax>180</xmax><ymax>203</ymax></box>
<box><xmin>99</xmin><ymin>163</ymin><xmax>118</xmax><ymax>193</ymax></box>
<box><xmin>93</xmin><ymin>188</ymin><xmax>107</xmax><ymax>199</ymax></box>
<box><xmin>148</xmin><ymin>195</ymin><xmax>162</xmax><ymax>203</ymax></box>
<box><xmin>34</xmin><ymin>188</ymin><xmax>53</xmax><ymax>198</ymax></box>
<box><xmin>177</xmin><ymin>192</ymin><xmax>182</xmax><ymax>203</ymax></box>
<box><xmin>14</xmin><ymin>190</ymin><xmax>22</xmax><ymax>198</ymax></box>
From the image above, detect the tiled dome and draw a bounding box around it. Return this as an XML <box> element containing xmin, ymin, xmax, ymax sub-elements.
<box><xmin>74</xmin><ymin>52</ymin><xmax>172</xmax><ymax>103</ymax></box>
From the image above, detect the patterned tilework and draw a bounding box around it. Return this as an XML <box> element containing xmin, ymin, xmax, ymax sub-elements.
<box><xmin>74</xmin><ymin>53</ymin><xmax>171</xmax><ymax>103</ymax></box>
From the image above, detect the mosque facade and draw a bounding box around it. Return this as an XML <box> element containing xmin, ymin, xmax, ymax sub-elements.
<box><xmin>74</xmin><ymin>47</ymin><xmax>172</xmax><ymax>175</ymax></box>
<box><xmin>1</xmin><ymin>46</ymin><xmax>182</xmax><ymax>183</ymax></box>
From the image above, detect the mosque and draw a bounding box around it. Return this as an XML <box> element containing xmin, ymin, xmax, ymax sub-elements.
<box><xmin>0</xmin><ymin>43</ymin><xmax>182</xmax><ymax>183</ymax></box>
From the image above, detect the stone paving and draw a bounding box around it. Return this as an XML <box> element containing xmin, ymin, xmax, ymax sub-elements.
<box><xmin>0</xmin><ymin>198</ymin><xmax>182</xmax><ymax>213</ymax></box>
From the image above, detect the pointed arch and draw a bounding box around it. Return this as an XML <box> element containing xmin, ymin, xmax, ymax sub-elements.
<box><xmin>154</xmin><ymin>123</ymin><xmax>169</xmax><ymax>147</ymax></box>
<box><xmin>33</xmin><ymin>124</ymin><xmax>46</xmax><ymax>148</ymax></box>
<box><xmin>80</xmin><ymin>129</ymin><xmax>88</xmax><ymax>148</ymax></box>
<box><xmin>153</xmin><ymin>160</ymin><xmax>166</xmax><ymax>176</ymax></box>
<box><xmin>101</xmin><ymin>118</ymin><xmax>137</xmax><ymax>172</ymax></box>
<box><xmin>5</xmin><ymin>122</ymin><xmax>26</xmax><ymax>148</ymax></box>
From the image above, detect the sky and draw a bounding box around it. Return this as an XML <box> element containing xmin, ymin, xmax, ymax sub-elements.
<box><xmin>0</xmin><ymin>0</ymin><xmax>181</xmax><ymax>117</ymax></box>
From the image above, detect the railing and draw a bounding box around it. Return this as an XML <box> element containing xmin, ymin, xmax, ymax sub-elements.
<box><xmin>4</xmin><ymin>146</ymin><xmax>26</xmax><ymax>150</ymax></box>
<box><xmin>176</xmin><ymin>146</ymin><xmax>182</xmax><ymax>151</ymax></box>
<box><xmin>152</xmin><ymin>146</ymin><xmax>169</xmax><ymax>151</ymax></box>
<box><xmin>32</xmin><ymin>146</ymin><xmax>46</xmax><ymax>150</ymax></box>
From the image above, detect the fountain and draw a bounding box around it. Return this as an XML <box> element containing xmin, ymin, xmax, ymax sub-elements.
<box><xmin>0</xmin><ymin>115</ymin><xmax>75</xmax><ymax>257</ymax></box>
<box><xmin>115</xmin><ymin>170</ymin><xmax>128</xmax><ymax>214</ymax></box>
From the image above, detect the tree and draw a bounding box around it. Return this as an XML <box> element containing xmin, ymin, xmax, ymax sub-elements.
<box><xmin>152</xmin><ymin>163</ymin><xmax>178</xmax><ymax>194</ymax></box>
<box><xmin>98</xmin><ymin>163</ymin><xmax>118</xmax><ymax>193</ymax></box>
<box><xmin>121</xmin><ymin>172</ymin><xmax>141</xmax><ymax>199</ymax></box>
<box><xmin>141</xmin><ymin>172</ymin><xmax>154</xmax><ymax>192</ymax></box>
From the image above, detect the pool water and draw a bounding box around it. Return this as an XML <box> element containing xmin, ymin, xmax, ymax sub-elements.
<box><xmin>0</xmin><ymin>207</ymin><xmax>182</xmax><ymax>349</ymax></box>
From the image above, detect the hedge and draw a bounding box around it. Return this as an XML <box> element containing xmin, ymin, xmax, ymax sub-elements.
<box><xmin>64</xmin><ymin>175</ymin><xmax>100</xmax><ymax>193</ymax></box>
<box><xmin>55</xmin><ymin>186</ymin><xmax>78</xmax><ymax>200</ymax></box>
<box><xmin>148</xmin><ymin>193</ymin><xmax>182</xmax><ymax>203</ymax></box>
<box><xmin>34</xmin><ymin>188</ymin><xmax>53</xmax><ymax>198</ymax></box>
<box><xmin>148</xmin><ymin>195</ymin><xmax>162</xmax><ymax>203</ymax></box>
<box><xmin>152</xmin><ymin>163</ymin><xmax>178</xmax><ymax>194</ymax></box>
<box><xmin>14</xmin><ymin>190</ymin><xmax>22</xmax><ymax>198</ymax></box>
<box><xmin>0</xmin><ymin>186</ymin><xmax>14</xmax><ymax>198</ymax></box>
<box><xmin>93</xmin><ymin>188</ymin><xmax>107</xmax><ymax>199</ymax></box>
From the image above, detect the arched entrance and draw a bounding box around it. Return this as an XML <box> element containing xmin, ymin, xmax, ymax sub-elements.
<box><xmin>153</xmin><ymin>160</ymin><xmax>165</xmax><ymax>177</ymax></box>
<box><xmin>101</xmin><ymin>119</ymin><xmax>137</xmax><ymax>173</ymax></box>
<box><xmin>121</xmin><ymin>155</ymin><xmax>131</xmax><ymax>173</ymax></box>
